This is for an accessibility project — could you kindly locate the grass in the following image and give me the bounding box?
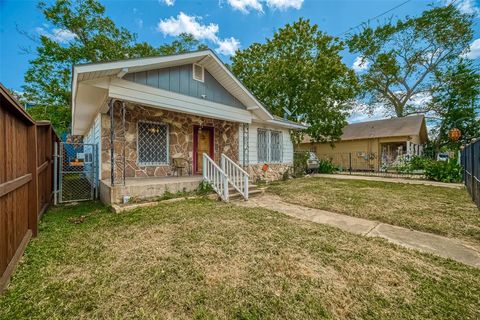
[268,177,480,247]
[1,200,480,319]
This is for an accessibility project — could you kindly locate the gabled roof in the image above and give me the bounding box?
[302,115,428,143]
[72,49,301,134]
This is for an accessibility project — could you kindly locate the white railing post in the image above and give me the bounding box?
[244,174,249,200]
[221,153,249,200]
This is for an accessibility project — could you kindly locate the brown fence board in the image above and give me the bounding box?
[0,82,59,292]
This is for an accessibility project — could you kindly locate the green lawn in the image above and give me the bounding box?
[1,199,479,319]
[268,177,480,247]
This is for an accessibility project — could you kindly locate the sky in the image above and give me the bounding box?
[0,0,479,123]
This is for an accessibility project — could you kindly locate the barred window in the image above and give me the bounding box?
[137,121,169,165]
[270,131,282,162]
[257,129,268,163]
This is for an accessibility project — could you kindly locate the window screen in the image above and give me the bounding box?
[257,129,268,163]
[270,131,282,162]
[137,121,169,165]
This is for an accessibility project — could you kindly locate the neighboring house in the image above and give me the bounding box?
[297,115,428,171]
[71,49,305,203]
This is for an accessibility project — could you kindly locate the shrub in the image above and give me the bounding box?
[425,159,463,183]
[293,151,309,177]
[409,156,432,171]
[197,181,214,195]
[317,159,338,174]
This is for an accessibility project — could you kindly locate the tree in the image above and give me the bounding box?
[23,0,206,133]
[231,19,358,142]
[347,4,474,117]
[430,60,480,150]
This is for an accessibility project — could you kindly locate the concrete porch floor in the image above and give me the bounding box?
[99,175,203,204]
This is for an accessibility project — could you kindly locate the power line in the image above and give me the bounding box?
[336,0,461,38]
[335,0,412,38]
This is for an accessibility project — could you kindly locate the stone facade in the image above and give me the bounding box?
[101,103,239,181]
[247,163,292,182]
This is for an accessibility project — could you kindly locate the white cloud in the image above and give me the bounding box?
[157,12,219,42]
[36,27,77,43]
[135,18,144,29]
[352,56,369,72]
[216,37,241,56]
[266,0,303,10]
[464,38,480,59]
[227,0,263,13]
[348,102,388,123]
[444,0,479,15]
[160,0,175,6]
[157,12,240,56]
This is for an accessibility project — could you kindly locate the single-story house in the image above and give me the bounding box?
[297,115,428,171]
[71,49,305,204]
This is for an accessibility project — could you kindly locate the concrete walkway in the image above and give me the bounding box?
[235,194,480,268]
[314,173,464,189]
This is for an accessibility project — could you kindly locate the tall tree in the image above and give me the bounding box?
[347,4,474,117]
[23,0,206,133]
[430,60,480,149]
[231,19,358,142]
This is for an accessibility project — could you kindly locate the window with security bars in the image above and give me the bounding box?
[137,121,169,165]
[270,131,282,162]
[257,129,268,163]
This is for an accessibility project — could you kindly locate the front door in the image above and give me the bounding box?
[194,126,214,174]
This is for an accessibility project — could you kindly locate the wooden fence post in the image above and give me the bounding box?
[27,124,38,237]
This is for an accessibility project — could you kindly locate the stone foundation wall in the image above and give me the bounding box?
[101,103,239,180]
[247,163,292,182]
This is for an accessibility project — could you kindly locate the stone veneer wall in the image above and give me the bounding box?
[247,163,292,182]
[101,103,239,180]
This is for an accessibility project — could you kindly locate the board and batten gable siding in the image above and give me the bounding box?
[239,123,294,165]
[123,64,246,109]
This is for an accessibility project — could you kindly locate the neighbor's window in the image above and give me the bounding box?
[270,131,282,162]
[137,121,169,165]
[257,129,268,163]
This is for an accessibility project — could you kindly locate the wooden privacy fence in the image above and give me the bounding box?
[0,83,60,291]
[461,139,480,209]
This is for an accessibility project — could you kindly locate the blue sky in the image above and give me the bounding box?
[1,0,479,122]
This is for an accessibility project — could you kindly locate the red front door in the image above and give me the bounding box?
[193,126,214,174]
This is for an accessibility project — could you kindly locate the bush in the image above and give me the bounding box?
[425,159,462,183]
[317,159,338,174]
[409,155,432,170]
[293,152,309,177]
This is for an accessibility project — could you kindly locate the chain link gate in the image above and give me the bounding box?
[59,142,97,202]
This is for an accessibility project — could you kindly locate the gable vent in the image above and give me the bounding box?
[193,63,204,82]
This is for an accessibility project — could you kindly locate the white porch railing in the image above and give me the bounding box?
[221,154,249,200]
[203,153,229,201]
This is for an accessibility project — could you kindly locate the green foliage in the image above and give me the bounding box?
[347,5,474,117]
[293,151,309,177]
[232,19,358,142]
[23,0,207,134]
[317,159,338,174]
[425,159,463,183]
[430,61,480,150]
[409,156,432,171]
[196,181,214,195]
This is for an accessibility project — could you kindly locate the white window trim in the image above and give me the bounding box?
[270,130,283,163]
[192,63,205,82]
[257,128,283,164]
[137,120,170,166]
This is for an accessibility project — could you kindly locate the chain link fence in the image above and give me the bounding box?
[59,143,97,202]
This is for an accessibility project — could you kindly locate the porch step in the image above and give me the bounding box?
[228,184,264,201]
